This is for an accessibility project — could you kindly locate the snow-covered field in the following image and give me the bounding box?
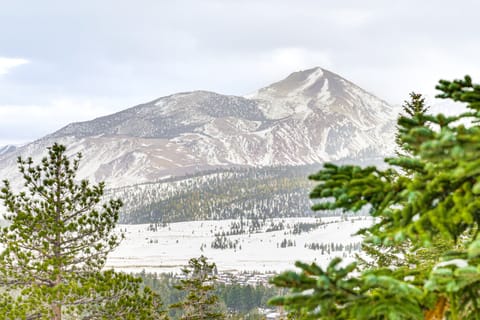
[107,216,373,274]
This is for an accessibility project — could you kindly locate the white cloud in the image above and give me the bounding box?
[326,8,374,27]
[0,57,29,75]
[258,48,332,79]
[0,98,116,145]
[0,99,111,124]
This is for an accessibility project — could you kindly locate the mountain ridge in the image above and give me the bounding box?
[0,67,397,188]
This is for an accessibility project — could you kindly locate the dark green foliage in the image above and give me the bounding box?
[137,271,280,318]
[216,283,277,315]
[75,270,168,319]
[170,256,225,320]
[270,76,480,319]
[0,143,167,319]
[396,92,430,156]
[270,258,425,319]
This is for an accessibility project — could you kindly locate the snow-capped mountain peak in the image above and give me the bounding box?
[0,67,397,188]
[253,67,326,99]
[249,67,394,129]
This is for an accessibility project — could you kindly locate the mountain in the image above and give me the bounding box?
[0,67,397,189]
[0,145,16,157]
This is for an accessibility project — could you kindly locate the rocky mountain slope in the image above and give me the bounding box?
[0,145,16,157]
[0,67,397,189]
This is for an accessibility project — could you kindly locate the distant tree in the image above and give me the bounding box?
[170,256,225,320]
[0,143,167,319]
[395,92,430,157]
[270,76,480,319]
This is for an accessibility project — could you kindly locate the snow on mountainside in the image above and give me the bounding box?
[0,67,397,188]
[0,145,16,157]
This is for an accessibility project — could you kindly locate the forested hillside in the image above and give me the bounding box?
[137,271,282,318]
[111,165,323,223]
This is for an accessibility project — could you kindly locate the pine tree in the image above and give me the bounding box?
[395,92,430,157]
[269,76,480,319]
[170,255,225,320]
[0,143,167,319]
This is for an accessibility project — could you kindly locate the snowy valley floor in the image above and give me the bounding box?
[107,216,373,275]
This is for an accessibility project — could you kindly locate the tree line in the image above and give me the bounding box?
[111,165,319,223]
[136,268,281,319]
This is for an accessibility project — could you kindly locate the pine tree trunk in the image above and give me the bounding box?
[52,163,62,320]
[51,304,61,320]
[51,273,62,320]
[424,296,448,320]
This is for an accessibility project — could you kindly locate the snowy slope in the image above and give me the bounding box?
[0,67,398,188]
[0,145,16,157]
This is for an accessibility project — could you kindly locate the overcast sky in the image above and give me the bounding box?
[1,0,479,145]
